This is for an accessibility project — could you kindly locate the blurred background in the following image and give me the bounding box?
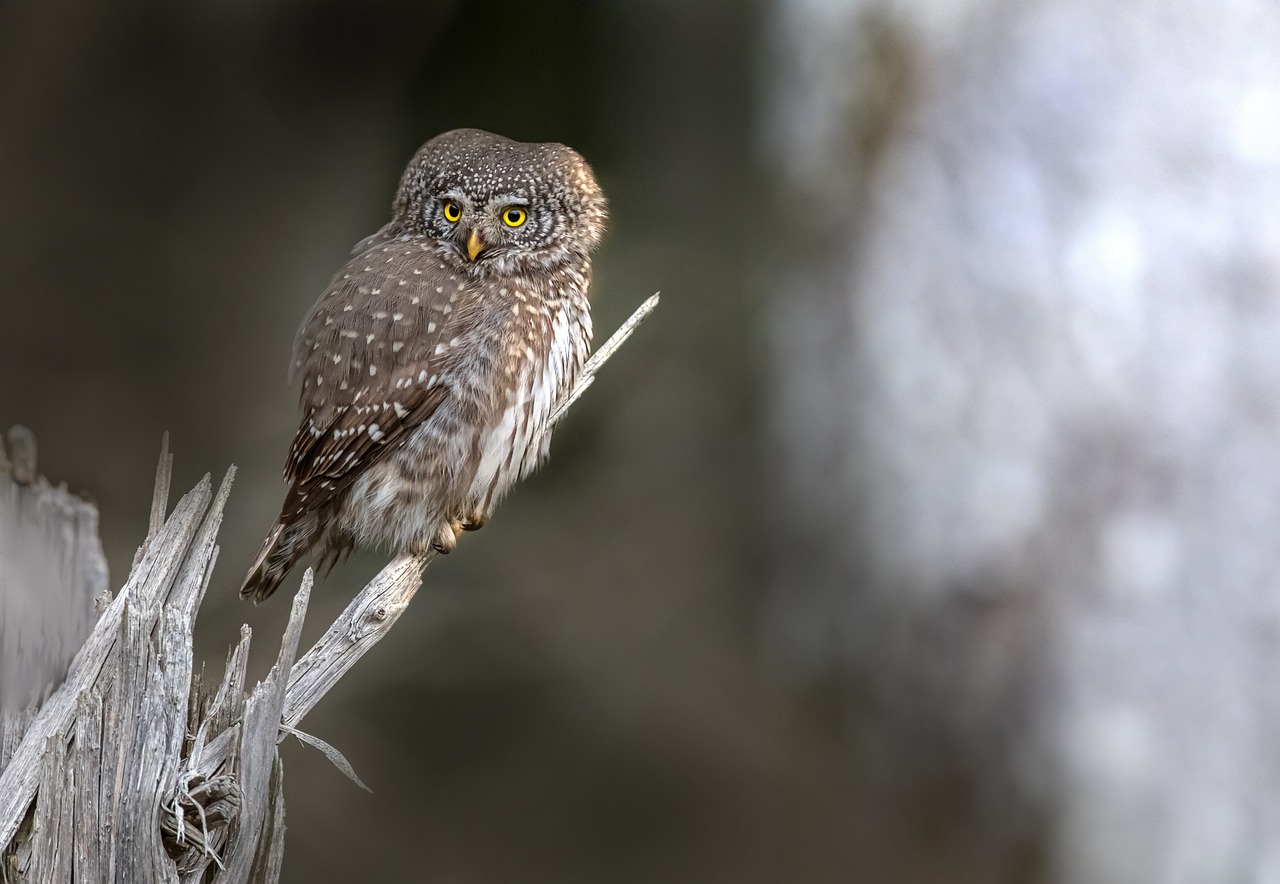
[4,0,1280,881]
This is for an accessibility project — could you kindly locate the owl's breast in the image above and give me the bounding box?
[466,294,592,514]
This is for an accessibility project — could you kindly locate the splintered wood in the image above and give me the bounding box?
[0,447,418,884]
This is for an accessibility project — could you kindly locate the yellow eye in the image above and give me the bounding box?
[442,199,462,223]
[502,207,527,228]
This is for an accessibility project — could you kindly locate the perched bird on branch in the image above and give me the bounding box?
[242,128,607,602]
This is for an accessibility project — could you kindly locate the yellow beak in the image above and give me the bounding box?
[466,228,485,261]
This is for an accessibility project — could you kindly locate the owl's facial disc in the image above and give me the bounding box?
[396,129,606,273]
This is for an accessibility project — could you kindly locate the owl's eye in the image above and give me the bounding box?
[442,199,462,223]
[501,207,527,228]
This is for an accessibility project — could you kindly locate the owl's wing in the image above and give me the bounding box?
[285,223,408,385]
[280,242,468,520]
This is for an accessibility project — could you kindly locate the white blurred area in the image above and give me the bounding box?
[765,0,1280,880]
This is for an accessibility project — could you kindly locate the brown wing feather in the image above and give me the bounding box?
[281,240,468,520]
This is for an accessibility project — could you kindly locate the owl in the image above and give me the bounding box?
[241,128,607,602]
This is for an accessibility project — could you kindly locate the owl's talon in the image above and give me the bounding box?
[431,518,466,554]
[461,511,488,531]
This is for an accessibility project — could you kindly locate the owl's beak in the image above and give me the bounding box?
[466,228,486,261]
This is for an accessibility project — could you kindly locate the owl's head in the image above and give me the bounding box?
[392,128,607,275]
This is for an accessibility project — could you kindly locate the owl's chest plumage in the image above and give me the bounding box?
[466,282,592,509]
[323,254,593,553]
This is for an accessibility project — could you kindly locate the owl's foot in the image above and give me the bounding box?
[431,518,465,554]
[461,510,488,532]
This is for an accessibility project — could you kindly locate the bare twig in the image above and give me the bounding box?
[281,554,429,731]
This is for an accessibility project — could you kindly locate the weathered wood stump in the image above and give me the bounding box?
[0,425,108,773]
[0,432,426,883]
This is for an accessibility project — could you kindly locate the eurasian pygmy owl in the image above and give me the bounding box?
[241,128,607,602]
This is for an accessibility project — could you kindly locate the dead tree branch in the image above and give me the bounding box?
[0,294,658,883]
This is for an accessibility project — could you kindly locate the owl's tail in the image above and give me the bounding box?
[239,514,320,603]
